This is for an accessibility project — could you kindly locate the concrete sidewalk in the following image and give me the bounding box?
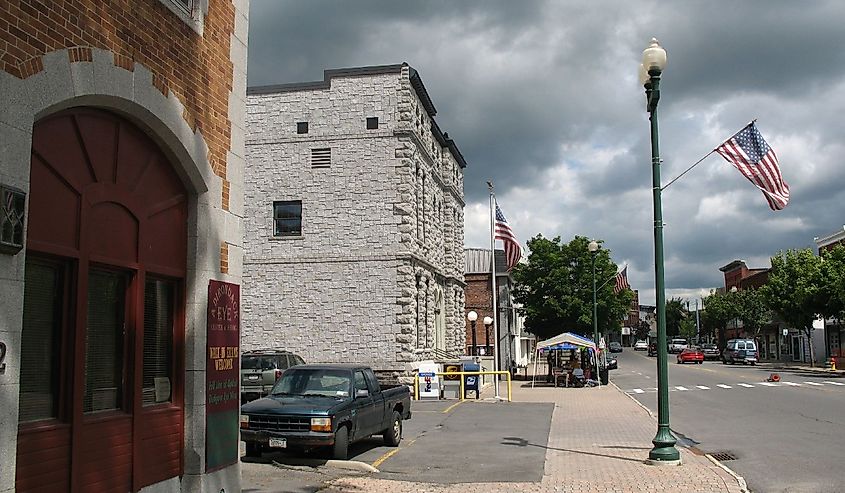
[322,380,747,493]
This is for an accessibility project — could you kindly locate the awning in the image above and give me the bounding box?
[536,332,596,350]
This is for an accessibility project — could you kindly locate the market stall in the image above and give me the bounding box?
[531,332,600,388]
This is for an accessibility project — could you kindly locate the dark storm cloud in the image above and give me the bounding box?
[247,1,845,304]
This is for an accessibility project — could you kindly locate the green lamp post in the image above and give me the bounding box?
[640,37,680,464]
[588,240,599,346]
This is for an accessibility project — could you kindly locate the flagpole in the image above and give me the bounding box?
[661,119,757,191]
[487,181,501,399]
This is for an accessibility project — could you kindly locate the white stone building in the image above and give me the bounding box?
[244,64,467,372]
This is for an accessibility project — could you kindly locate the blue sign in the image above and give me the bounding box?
[419,372,436,377]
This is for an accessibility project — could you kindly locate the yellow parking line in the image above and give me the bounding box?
[371,448,400,468]
[442,400,464,414]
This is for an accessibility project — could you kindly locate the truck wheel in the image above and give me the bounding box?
[332,427,349,460]
[244,442,262,458]
[383,411,402,447]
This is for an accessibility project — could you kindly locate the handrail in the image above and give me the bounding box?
[413,370,512,402]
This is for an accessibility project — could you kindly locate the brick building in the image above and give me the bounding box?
[243,64,467,372]
[0,1,249,492]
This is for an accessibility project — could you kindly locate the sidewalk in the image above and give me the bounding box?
[756,360,845,376]
[321,380,747,493]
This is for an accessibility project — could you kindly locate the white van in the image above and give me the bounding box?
[722,339,758,365]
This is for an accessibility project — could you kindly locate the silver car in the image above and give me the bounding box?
[241,350,305,403]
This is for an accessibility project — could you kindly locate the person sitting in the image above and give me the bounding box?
[571,367,586,387]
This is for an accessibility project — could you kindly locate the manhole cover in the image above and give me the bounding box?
[710,451,738,461]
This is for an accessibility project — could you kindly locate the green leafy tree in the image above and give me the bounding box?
[761,248,824,366]
[679,318,697,341]
[635,320,651,341]
[702,290,740,348]
[512,235,633,341]
[818,244,845,325]
[736,288,771,336]
[664,297,687,337]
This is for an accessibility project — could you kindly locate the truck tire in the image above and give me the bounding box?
[332,426,349,460]
[383,411,402,447]
[244,442,262,458]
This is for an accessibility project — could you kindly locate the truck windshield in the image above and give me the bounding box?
[271,369,351,398]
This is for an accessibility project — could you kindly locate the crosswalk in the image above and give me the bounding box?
[625,380,845,395]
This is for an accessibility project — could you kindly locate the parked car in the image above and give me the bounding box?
[648,342,658,357]
[701,343,720,360]
[633,340,649,351]
[677,347,704,364]
[668,338,689,354]
[608,341,623,353]
[240,364,412,460]
[241,349,306,403]
[722,339,759,365]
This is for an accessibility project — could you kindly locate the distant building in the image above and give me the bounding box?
[243,64,467,372]
[619,290,641,346]
[464,249,534,368]
[815,226,845,360]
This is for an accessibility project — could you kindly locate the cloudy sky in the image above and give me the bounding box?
[248,1,845,305]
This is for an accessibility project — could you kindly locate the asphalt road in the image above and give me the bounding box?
[611,348,845,493]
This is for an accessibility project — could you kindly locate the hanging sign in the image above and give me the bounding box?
[205,280,241,472]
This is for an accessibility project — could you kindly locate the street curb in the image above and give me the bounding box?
[610,381,750,492]
[705,454,750,493]
[271,458,379,473]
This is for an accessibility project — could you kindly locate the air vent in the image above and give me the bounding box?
[311,148,331,168]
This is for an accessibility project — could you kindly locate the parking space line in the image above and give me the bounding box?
[442,400,464,414]
[371,448,400,469]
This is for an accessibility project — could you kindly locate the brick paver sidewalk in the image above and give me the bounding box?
[323,380,746,493]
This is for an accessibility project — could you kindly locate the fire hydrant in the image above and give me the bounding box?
[832,357,837,371]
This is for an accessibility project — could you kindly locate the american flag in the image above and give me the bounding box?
[614,266,630,295]
[495,204,523,271]
[715,122,790,211]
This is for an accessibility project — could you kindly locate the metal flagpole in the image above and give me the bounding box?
[488,181,501,399]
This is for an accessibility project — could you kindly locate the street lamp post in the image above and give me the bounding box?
[640,37,680,464]
[484,316,493,355]
[468,311,478,355]
[588,240,600,347]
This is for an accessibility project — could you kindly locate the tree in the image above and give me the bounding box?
[736,288,771,336]
[818,244,845,324]
[679,318,697,341]
[702,290,740,348]
[761,248,824,366]
[512,235,633,341]
[664,297,687,337]
[635,320,651,341]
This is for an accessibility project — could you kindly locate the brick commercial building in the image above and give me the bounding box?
[0,1,249,492]
[243,64,467,372]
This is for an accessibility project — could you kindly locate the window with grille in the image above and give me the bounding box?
[84,269,128,413]
[273,200,302,236]
[19,259,64,422]
[143,278,176,406]
[311,148,331,168]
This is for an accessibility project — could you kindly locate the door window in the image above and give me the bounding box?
[142,278,176,405]
[83,269,128,413]
[354,371,368,395]
[18,260,64,422]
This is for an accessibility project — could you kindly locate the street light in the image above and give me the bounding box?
[467,311,478,355]
[588,240,600,348]
[483,316,493,355]
[640,37,680,464]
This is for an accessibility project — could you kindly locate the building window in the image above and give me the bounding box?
[19,259,64,422]
[297,121,309,134]
[157,0,205,34]
[366,117,379,130]
[84,269,128,413]
[273,200,302,236]
[142,278,176,406]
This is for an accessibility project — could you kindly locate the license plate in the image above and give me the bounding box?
[269,438,287,448]
[248,375,259,380]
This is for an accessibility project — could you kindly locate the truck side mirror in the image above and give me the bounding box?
[356,389,369,398]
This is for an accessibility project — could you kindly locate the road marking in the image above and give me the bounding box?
[695,385,710,390]
[824,381,845,386]
[716,384,732,389]
[371,448,401,468]
[631,388,645,394]
[804,382,824,386]
[737,383,754,388]
[759,382,779,387]
[782,382,801,386]
[675,386,689,391]
[442,400,464,414]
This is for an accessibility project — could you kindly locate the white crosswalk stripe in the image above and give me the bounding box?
[675,386,689,391]
[737,383,754,388]
[632,388,644,394]
[716,384,732,389]
[804,382,824,386]
[759,382,779,387]
[696,385,710,390]
[624,380,845,394]
[824,381,845,386]
[782,382,801,386]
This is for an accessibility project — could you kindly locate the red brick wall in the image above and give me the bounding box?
[1,0,236,206]
[464,273,493,351]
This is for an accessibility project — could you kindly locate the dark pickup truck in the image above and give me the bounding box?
[240,364,411,460]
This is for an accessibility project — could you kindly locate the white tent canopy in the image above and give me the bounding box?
[536,332,596,350]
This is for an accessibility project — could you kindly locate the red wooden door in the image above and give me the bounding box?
[18,108,187,493]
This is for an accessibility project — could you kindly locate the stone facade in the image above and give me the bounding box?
[245,64,466,371]
[0,1,249,492]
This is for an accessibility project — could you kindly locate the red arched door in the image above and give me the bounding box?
[17,108,187,493]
